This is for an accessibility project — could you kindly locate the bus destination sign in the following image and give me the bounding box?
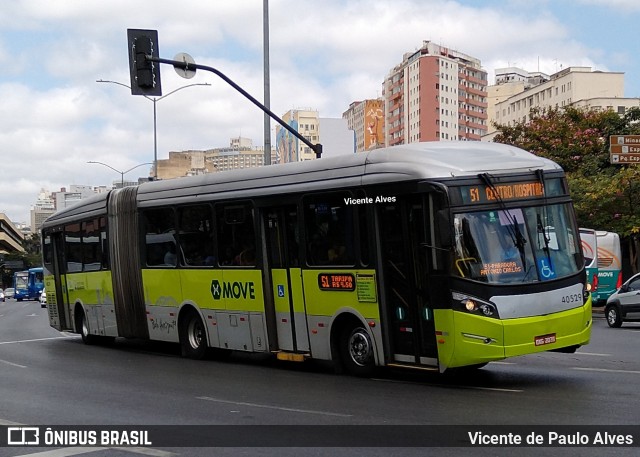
[318,273,356,291]
[459,181,545,205]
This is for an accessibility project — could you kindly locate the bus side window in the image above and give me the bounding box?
[303,193,355,266]
[82,218,102,272]
[64,223,83,273]
[216,202,256,267]
[142,208,177,267]
[178,204,215,267]
[100,217,109,269]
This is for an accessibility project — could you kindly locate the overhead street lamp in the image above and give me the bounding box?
[96,79,211,179]
[87,161,153,188]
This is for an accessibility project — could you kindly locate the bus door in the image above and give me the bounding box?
[263,206,310,353]
[49,231,71,331]
[377,197,438,366]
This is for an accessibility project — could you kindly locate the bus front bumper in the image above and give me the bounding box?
[436,299,592,369]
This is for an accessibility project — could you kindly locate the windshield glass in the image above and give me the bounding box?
[453,203,581,284]
[15,273,28,290]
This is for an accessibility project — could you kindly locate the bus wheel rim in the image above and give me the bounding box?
[349,329,372,366]
[82,315,89,337]
[188,319,204,349]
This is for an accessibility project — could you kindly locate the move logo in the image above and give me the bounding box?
[211,279,256,300]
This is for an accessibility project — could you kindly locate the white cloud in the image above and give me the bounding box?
[0,0,636,224]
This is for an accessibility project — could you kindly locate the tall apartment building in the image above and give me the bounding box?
[30,189,56,234]
[53,185,104,212]
[487,66,640,137]
[27,185,110,234]
[342,99,384,152]
[383,41,488,146]
[275,109,320,163]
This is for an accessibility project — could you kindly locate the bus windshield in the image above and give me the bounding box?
[453,203,581,284]
[14,273,29,290]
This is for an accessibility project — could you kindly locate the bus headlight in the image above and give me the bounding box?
[452,292,500,319]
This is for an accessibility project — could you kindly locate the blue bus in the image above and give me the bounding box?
[14,267,44,301]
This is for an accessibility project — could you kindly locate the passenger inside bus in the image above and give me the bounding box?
[233,245,256,266]
[164,244,177,266]
[327,239,346,263]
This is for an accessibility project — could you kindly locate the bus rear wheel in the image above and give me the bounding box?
[76,309,96,345]
[339,325,375,377]
[180,310,207,359]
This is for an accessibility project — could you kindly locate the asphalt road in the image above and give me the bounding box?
[1,299,639,457]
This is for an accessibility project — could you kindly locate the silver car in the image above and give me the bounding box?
[605,273,640,327]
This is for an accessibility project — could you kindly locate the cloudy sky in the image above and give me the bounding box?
[1,0,639,225]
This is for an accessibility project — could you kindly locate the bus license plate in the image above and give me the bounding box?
[534,333,556,346]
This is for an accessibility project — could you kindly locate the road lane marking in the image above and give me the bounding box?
[8,448,108,457]
[0,336,77,345]
[576,352,611,356]
[372,377,523,392]
[197,396,353,417]
[114,447,177,456]
[0,418,22,425]
[573,367,640,374]
[7,448,176,457]
[0,358,27,368]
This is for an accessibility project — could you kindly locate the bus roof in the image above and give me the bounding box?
[44,142,560,225]
[137,142,559,206]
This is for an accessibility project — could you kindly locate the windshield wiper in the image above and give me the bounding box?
[478,173,527,260]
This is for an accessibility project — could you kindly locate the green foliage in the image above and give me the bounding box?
[0,233,41,288]
[493,106,640,238]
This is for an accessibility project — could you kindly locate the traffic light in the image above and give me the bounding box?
[127,29,162,96]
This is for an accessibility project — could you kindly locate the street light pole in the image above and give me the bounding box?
[96,80,210,179]
[87,161,153,187]
[263,0,272,166]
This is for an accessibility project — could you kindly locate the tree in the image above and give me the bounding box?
[493,106,640,272]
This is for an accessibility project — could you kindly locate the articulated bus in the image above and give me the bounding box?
[14,267,44,301]
[41,142,591,374]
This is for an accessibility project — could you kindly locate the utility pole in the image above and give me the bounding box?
[263,0,272,165]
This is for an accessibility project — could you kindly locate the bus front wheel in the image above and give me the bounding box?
[339,325,375,377]
[180,310,208,360]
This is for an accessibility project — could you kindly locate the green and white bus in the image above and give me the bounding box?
[593,231,622,304]
[41,142,591,374]
[579,228,599,295]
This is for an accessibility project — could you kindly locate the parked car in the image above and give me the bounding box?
[3,288,14,299]
[39,288,47,308]
[605,272,640,327]
[0,289,4,302]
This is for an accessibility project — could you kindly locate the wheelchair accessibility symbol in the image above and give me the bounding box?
[277,285,285,297]
[537,257,556,280]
